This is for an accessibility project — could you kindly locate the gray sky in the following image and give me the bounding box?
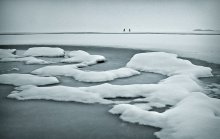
[0,0,219,32]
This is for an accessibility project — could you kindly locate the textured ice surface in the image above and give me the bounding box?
[0,56,52,64]
[127,52,212,77]
[8,85,111,104]
[0,73,59,86]
[23,47,65,57]
[110,93,220,139]
[32,67,140,82]
[61,50,106,66]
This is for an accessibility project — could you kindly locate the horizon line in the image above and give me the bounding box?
[0,31,220,36]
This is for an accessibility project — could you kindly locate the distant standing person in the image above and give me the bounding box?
[123,28,126,32]
[129,28,131,32]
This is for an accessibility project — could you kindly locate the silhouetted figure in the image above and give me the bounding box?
[123,28,126,32]
[129,28,131,32]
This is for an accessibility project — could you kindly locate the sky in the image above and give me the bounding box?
[0,0,220,32]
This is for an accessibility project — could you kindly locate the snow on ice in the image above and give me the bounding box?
[61,50,106,65]
[23,47,65,57]
[110,92,220,139]
[5,51,220,139]
[127,52,212,77]
[32,66,140,82]
[0,73,59,86]
[0,56,53,64]
[7,74,203,106]
[8,85,111,104]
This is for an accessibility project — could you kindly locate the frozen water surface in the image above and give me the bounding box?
[0,42,220,139]
[0,46,166,139]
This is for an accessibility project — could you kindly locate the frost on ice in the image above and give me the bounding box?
[0,73,59,86]
[0,56,53,64]
[61,50,106,66]
[32,66,140,82]
[127,52,212,77]
[23,47,65,57]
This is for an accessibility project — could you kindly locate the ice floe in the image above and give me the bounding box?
[127,52,212,77]
[0,56,53,64]
[32,67,140,82]
[61,50,106,66]
[0,73,59,86]
[110,92,220,139]
[8,85,111,104]
[23,47,65,57]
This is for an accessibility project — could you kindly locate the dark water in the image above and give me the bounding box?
[0,45,166,139]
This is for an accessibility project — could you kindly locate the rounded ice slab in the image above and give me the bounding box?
[61,50,106,65]
[32,66,140,83]
[0,73,59,86]
[126,52,212,77]
[8,85,110,104]
[23,47,65,57]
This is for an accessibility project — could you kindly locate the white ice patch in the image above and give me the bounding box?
[110,93,220,139]
[32,66,140,82]
[8,74,201,106]
[61,50,106,66]
[23,47,65,57]
[8,85,111,104]
[0,73,59,86]
[67,50,90,57]
[0,49,17,58]
[81,75,202,106]
[127,52,212,77]
[0,56,53,64]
